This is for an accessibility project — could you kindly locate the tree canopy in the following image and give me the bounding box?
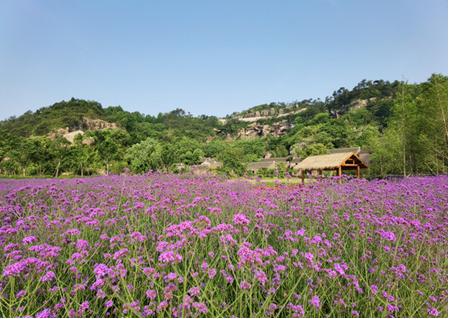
[0,74,446,178]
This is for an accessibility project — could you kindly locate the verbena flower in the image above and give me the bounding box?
[428,307,440,317]
[22,236,37,244]
[40,271,56,282]
[310,295,320,309]
[158,251,182,264]
[233,213,250,226]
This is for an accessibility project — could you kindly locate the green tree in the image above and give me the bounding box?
[216,144,245,176]
[125,138,163,173]
[90,129,130,174]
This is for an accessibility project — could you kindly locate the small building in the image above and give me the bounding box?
[295,151,367,183]
[247,157,288,174]
[190,158,223,175]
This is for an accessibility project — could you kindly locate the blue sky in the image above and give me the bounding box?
[0,0,447,119]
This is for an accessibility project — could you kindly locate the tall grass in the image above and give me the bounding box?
[0,174,447,317]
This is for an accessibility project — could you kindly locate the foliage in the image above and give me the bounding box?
[368,75,448,176]
[0,98,104,136]
[0,175,446,317]
[0,74,446,178]
[125,138,163,173]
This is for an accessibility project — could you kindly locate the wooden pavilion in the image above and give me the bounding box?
[295,151,367,183]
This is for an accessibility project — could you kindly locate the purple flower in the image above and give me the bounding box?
[158,251,182,264]
[391,264,407,279]
[387,304,399,313]
[233,213,250,226]
[36,308,55,318]
[304,252,314,263]
[207,268,217,279]
[192,302,208,314]
[146,289,157,300]
[96,289,106,299]
[165,272,177,281]
[157,300,168,312]
[79,301,90,314]
[288,303,305,317]
[311,235,322,244]
[130,231,146,242]
[3,258,39,277]
[379,230,396,242]
[0,169,446,318]
[334,262,348,275]
[93,263,111,278]
[22,236,37,244]
[428,307,440,317]
[254,270,268,285]
[189,286,201,297]
[16,290,27,299]
[90,278,105,290]
[3,261,27,277]
[113,248,128,260]
[40,271,56,282]
[370,285,378,294]
[65,228,81,236]
[240,281,251,290]
[75,239,89,251]
[310,295,320,309]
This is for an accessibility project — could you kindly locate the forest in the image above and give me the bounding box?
[0,74,447,178]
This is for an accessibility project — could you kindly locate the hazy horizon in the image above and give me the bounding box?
[0,0,447,120]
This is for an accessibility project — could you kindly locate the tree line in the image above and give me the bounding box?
[0,74,446,178]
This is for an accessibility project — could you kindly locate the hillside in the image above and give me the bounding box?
[1,99,106,136]
[1,79,398,138]
[0,74,447,177]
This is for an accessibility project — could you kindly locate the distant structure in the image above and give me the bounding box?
[247,157,288,174]
[246,147,370,182]
[295,150,367,183]
[190,158,223,175]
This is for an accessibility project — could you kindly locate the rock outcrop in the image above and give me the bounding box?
[236,120,292,139]
[82,118,118,130]
[228,107,306,123]
[48,117,118,144]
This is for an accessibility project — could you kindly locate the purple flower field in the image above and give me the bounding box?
[0,175,447,317]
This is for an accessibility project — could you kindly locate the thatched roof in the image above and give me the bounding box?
[358,152,370,166]
[295,152,367,170]
[267,157,288,161]
[329,147,361,154]
[247,161,277,170]
[247,157,289,171]
[329,147,370,166]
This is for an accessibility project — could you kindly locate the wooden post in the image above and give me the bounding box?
[301,169,305,185]
[338,166,342,177]
[356,165,360,178]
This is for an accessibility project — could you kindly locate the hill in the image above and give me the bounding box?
[0,79,399,138]
[0,74,447,177]
[1,99,106,136]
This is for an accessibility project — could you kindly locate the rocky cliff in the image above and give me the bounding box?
[48,117,118,144]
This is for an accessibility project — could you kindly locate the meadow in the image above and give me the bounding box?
[0,174,447,317]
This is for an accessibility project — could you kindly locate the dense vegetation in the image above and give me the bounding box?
[0,74,446,177]
[0,175,447,317]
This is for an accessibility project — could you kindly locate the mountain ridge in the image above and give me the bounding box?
[0,74,446,178]
[0,77,401,139]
